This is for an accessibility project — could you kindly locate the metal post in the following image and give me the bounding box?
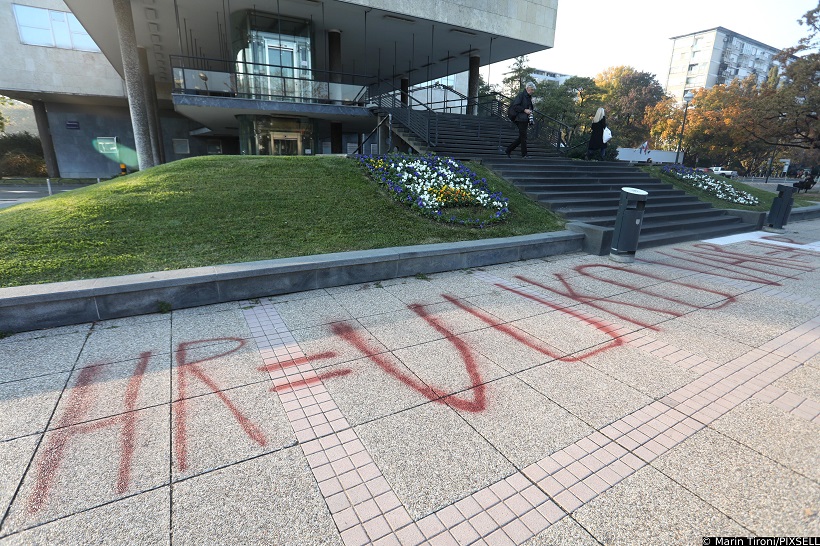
[46,178,52,196]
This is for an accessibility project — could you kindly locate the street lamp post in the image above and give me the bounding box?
[675,91,694,165]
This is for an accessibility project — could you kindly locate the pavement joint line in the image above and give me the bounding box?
[235,247,820,544]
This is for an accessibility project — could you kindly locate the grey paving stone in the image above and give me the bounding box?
[4,405,170,533]
[2,487,170,545]
[172,337,266,399]
[324,282,408,318]
[652,428,820,535]
[379,271,492,306]
[511,308,623,360]
[290,320,391,372]
[648,319,753,365]
[0,372,69,440]
[171,382,295,480]
[171,308,253,347]
[0,332,88,382]
[273,293,353,331]
[457,327,564,374]
[711,399,820,482]
[392,337,509,397]
[452,375,593,468]
[772,365,820,402]
[77,318,172,368]
[463,288,565,325]
[0,323,91,344]
[582,345,697,399]
[354,402,514,519]
[0,435,38,527]
[574,465,749,544]
[672,307,797,348]
[518,360,653,429]
[524,515,602,545]
[319,356,435,426]
[51,355,170,427]
[172,446,341,545]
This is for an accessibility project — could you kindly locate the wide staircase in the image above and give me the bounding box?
[380,107,757,250]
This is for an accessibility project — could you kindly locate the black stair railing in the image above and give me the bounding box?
[367,80,439,148]
[490,92,576,154]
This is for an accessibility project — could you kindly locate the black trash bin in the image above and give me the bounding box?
[610,187,649,263]
[765,184,795,232]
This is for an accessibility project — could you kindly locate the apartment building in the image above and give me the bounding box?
[1,0,558,177]
[664,26,790,102]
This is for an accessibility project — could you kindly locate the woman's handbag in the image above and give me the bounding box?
[602,127,613,143]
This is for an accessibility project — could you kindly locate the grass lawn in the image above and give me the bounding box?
[0,155,564,288]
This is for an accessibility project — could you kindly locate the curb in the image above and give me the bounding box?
[0,231,583,334]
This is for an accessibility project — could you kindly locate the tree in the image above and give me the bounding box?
[741,2,820,156]
[594,66,667,147]
[501,56,535,98]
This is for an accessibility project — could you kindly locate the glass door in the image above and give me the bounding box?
[265,40,295,100]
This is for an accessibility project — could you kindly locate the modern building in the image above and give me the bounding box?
[529,68,571,86]
[664,26,791,102]
[0,0,558,178]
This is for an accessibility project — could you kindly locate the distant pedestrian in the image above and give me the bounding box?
[640,141,649,154]
[505,82,536,159]
[587,107,607,160]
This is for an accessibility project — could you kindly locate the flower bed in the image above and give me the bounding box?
[358,153,510,227]
[661,165,759,206]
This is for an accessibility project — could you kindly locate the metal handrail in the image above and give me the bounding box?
[368,80,440,147]
[492,92,576,154]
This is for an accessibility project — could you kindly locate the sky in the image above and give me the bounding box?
[485,0,817,86]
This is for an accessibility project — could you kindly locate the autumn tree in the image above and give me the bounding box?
[594,66,667,147]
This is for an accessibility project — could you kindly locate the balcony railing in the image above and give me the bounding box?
[170,55,373,105]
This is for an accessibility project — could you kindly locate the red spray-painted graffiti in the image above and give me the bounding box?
[26,243,817,513]
[28,352,150,513]
[29,338,267,513]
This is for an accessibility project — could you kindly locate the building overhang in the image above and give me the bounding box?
[171,93,376,136]
[64,0,556,88]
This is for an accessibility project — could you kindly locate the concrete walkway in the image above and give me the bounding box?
[1,221,818,544]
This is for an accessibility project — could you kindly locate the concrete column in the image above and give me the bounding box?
[467,55,480,116]
[138,47,162,165]
[31,100,60,177]
[400,78,409,107]
[113,0,154,170]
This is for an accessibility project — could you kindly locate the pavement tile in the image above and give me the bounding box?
[583,345,697,399]
[380,271,495,306]
[172,446,342,545]
[523,515,596,545]
[0,323,92,345]
[171,308,252,347]
[2,487,170,545]
[392,338,508,402]
[649,319,755,365]
[0,372,68,440]
[3,405,170,533]
[171,382,295,480]
[511,308,619,358]
[0,435,38,527]
[171,338,267,400]
[273,293,353,331]
[518,361,653,429]
[463,288,564,326]
[711,399,820,482]
[574,465,748,544]
[51,353,170,427]
[324,282,409,319]
[78,318,172,368]
[772,364,820,402]
[0,332,88,382]
[354,402,514,520]
[318,356,432,426]
[652,428,820,535]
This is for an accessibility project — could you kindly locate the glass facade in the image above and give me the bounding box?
[238,115,315,156]
[13,4,100,52]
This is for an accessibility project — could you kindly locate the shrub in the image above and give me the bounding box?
[0,131,43,157]
[0,152,47,177]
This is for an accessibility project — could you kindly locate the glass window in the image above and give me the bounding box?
[13,4,100,52]
[173,139,191,154]
[96,137,118,154]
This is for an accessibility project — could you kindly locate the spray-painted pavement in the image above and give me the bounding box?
[1,222,819,545]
